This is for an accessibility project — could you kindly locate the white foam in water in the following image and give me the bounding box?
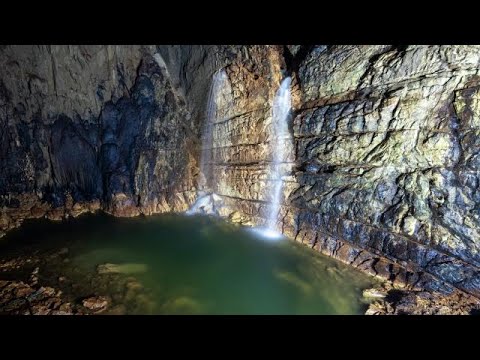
[260,77,292,239]
[249,227,285,242]
[186,195,214,215]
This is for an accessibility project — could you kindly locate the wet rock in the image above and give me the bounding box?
[161,296,201,314]
[44,297,62,310]
[124,281,144,303]
[125,280,143,292]
[363,288,387,299]
[97,263,148,275]
[106,304,127,315]
[134,294,156,314]
[14,283,35,298]
[40,287,56,297]
[365,302,387,315]
[0,294,13,307]
[186,193,224,216]
[90,277,111,293]
[58,302,73,313]
[27,286,56,302]
[366,289,480,315]
[274,270,312,294]
[82,296,110,312]
[51,309,73,315]
[31,304,52,315]
[112,293,125,303]
[2,298,28,312]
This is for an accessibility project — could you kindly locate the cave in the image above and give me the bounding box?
[1,45,479,315]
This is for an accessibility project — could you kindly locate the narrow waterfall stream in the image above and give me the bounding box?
[258,77,293,238]
[187,69,232,215]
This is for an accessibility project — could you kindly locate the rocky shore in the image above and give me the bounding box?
[363,283,480,315]
[0,247,155,315]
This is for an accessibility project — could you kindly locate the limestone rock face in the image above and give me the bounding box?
[0,45,198,236]
[190,45,480,299]
[289,45,480,297]
[1,45,480,300]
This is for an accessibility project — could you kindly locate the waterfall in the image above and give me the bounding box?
[187,69,231,215]
[199,69,231,191]
[263,77,292,237]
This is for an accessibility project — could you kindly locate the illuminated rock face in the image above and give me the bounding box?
[1,45,480,299]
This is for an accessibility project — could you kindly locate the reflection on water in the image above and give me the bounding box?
[0,213,376,314]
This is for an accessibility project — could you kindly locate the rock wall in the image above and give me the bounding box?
[289,46,480,298]
[1,45,480,300]
[0,45,199,236]
[207,45,480,299]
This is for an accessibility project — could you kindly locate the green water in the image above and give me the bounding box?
[0,213,375,314]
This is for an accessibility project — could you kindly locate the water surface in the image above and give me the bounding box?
[0,213,375,314]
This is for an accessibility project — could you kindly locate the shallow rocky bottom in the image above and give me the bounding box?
[1,248,479,315]
[0,248,154,315]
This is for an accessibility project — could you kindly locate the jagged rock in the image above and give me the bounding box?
[14,284,35,298]
[229,211,244,223]
[31,304,52,315]
[27,286,56,302]
[366,289,480,315]
[0,280,8,289]
[44,297,62,310]
[82,296,110,311]
[365,300,391,315]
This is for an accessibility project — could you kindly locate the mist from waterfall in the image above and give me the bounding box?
[263,77,292,238]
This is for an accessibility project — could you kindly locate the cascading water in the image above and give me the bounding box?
[260,77,292,239]
[187,69,232,215]
[199,69,229,190]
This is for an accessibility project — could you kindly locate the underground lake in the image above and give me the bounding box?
[0,213,377,315]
